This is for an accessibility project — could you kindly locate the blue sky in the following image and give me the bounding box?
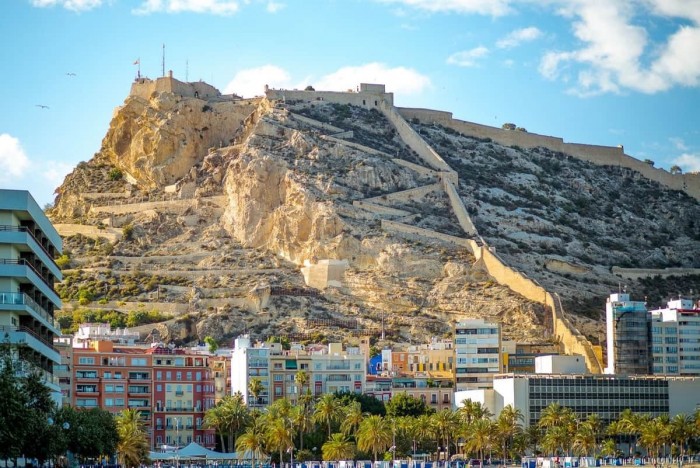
[2,0,699,207]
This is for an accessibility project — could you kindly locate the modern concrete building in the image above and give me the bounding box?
[454,319,501,390]
[230,335,272,408]
[649,298,700,376]
[605,293,650,375]
[0,189,63,403]
[457,372,700,427]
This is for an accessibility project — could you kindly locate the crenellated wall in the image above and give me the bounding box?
[398,107,700,201]
[130,74,220,101]
[265,83,394,108]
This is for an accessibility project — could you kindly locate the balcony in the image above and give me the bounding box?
[0,226,60,274]
[0,292,59,330]
[0,325,60,364]
[129,387,151,395]
[175,390,184,396]
[0,259,60,305]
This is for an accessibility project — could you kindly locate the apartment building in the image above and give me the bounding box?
[454,319,501,390]
[0,189,63,403]
[231,337,365,407]
[649,298,700,375]
[71,339,215,449]
[605,293,650,375]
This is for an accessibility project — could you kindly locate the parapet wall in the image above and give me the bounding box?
[265,84,394,109]
[398,107,700,201]
[130,74,220,101]
[611,266,700,280]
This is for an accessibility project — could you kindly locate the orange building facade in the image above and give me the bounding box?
[71,341,215,449]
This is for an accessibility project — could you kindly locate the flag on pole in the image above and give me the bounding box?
[133,59,140,65]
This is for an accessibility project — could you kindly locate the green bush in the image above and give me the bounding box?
[108,168,123,181]
[55,254,71,269]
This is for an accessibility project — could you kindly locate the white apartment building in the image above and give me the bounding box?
[230,336,273,407]
[649,298,700,376]
[454,319,501,390]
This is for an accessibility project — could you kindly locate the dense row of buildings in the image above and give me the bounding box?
[2,189,699,449]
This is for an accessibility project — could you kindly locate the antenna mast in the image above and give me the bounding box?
[162,43,165,77]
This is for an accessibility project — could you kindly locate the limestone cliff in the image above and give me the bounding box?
[49,77,700,354]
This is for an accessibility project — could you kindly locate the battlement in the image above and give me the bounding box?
[129,71,221,100]
[264,82,393,108]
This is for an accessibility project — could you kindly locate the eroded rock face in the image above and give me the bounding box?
[102,93,258,188]
[222,148,345,263]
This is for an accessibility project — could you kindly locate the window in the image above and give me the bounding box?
[187,372,192,381]
[166,371,172,379]
[131,358,147,366]
[156,384,162,392]
[156,371,162,380]
[196,372,202,381]
[176,372,182,381]
[78,357,95,365]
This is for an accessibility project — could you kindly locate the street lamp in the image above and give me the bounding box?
[175,418,180,468]
[390,446,396,468]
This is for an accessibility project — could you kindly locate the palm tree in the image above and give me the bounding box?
[265,415,294,466]
[541,425,569,457]
[617,409,649,457]
[669,414,694,463]
[458,399,493,425]
[248,377,264,407]
[356,415,392,462]
[203,404,227,451]
[322,433,355,461]
[432,409,458,459]
[237,418,268,468]
[600,439,618,459]
[538,403,577,455]
[415,414,436,457]
[639,417,670,466]
[220,393,250,451]
[341,401,365,437]
[295,370,309,396]
[291,403,313,451]
[464,418,493,465]
[496,405,523,462]
[313,394,343,438]
[572,422,597,457]
[115,409,149,468]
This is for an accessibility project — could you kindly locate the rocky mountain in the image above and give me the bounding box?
[49,76,700,359]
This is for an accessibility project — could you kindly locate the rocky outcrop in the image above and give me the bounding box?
[102,92,257,189]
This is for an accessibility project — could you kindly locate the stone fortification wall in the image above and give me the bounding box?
[477,246,603,373]
[320,134,391,157]
[364,183,441,204]
[352,201,412,217]
[442,179,478,236]
[89,196,226,216]
[381,219,475,250]
[265,83,394,109]
[392,158,438,178]
[289,113,345,134]
[380,103,456,175]
[54,224,123,243]
[611,266,700,280]
[398,107,700,201]
[129,74,220,101]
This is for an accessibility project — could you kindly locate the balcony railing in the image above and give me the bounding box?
[0,259,56,294]
[0,291,58,328]
[0,225,57,266]
[0,324,58,353]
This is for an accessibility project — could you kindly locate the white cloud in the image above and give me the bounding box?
[224,63,431,98]
[0,134,30,182]
[674,153,700,173]
[31,0,103,11]
[224,65,293,97]
[314,63,431,95]
[41,161,78,188]
[133,0,240,15]
[670,137,688,151]
[538,0,700,95]
[496,26,543,48]
[376,0,513,17]
[446,46,489,67]
[266,1,284,13]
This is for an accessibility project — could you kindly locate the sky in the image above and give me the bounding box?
[1,0,700,208]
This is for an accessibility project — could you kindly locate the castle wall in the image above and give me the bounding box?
[364,183,442,204]
[265,85,394,108]
[352,201,412,217]
[391,158,438,178]
[381,219,475,250]
[442,179,478,236]
[611,266,700,280]
[397,107,700,201]
[129,75,220,101]
[477,246,604,373]
[380,103,455,174]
